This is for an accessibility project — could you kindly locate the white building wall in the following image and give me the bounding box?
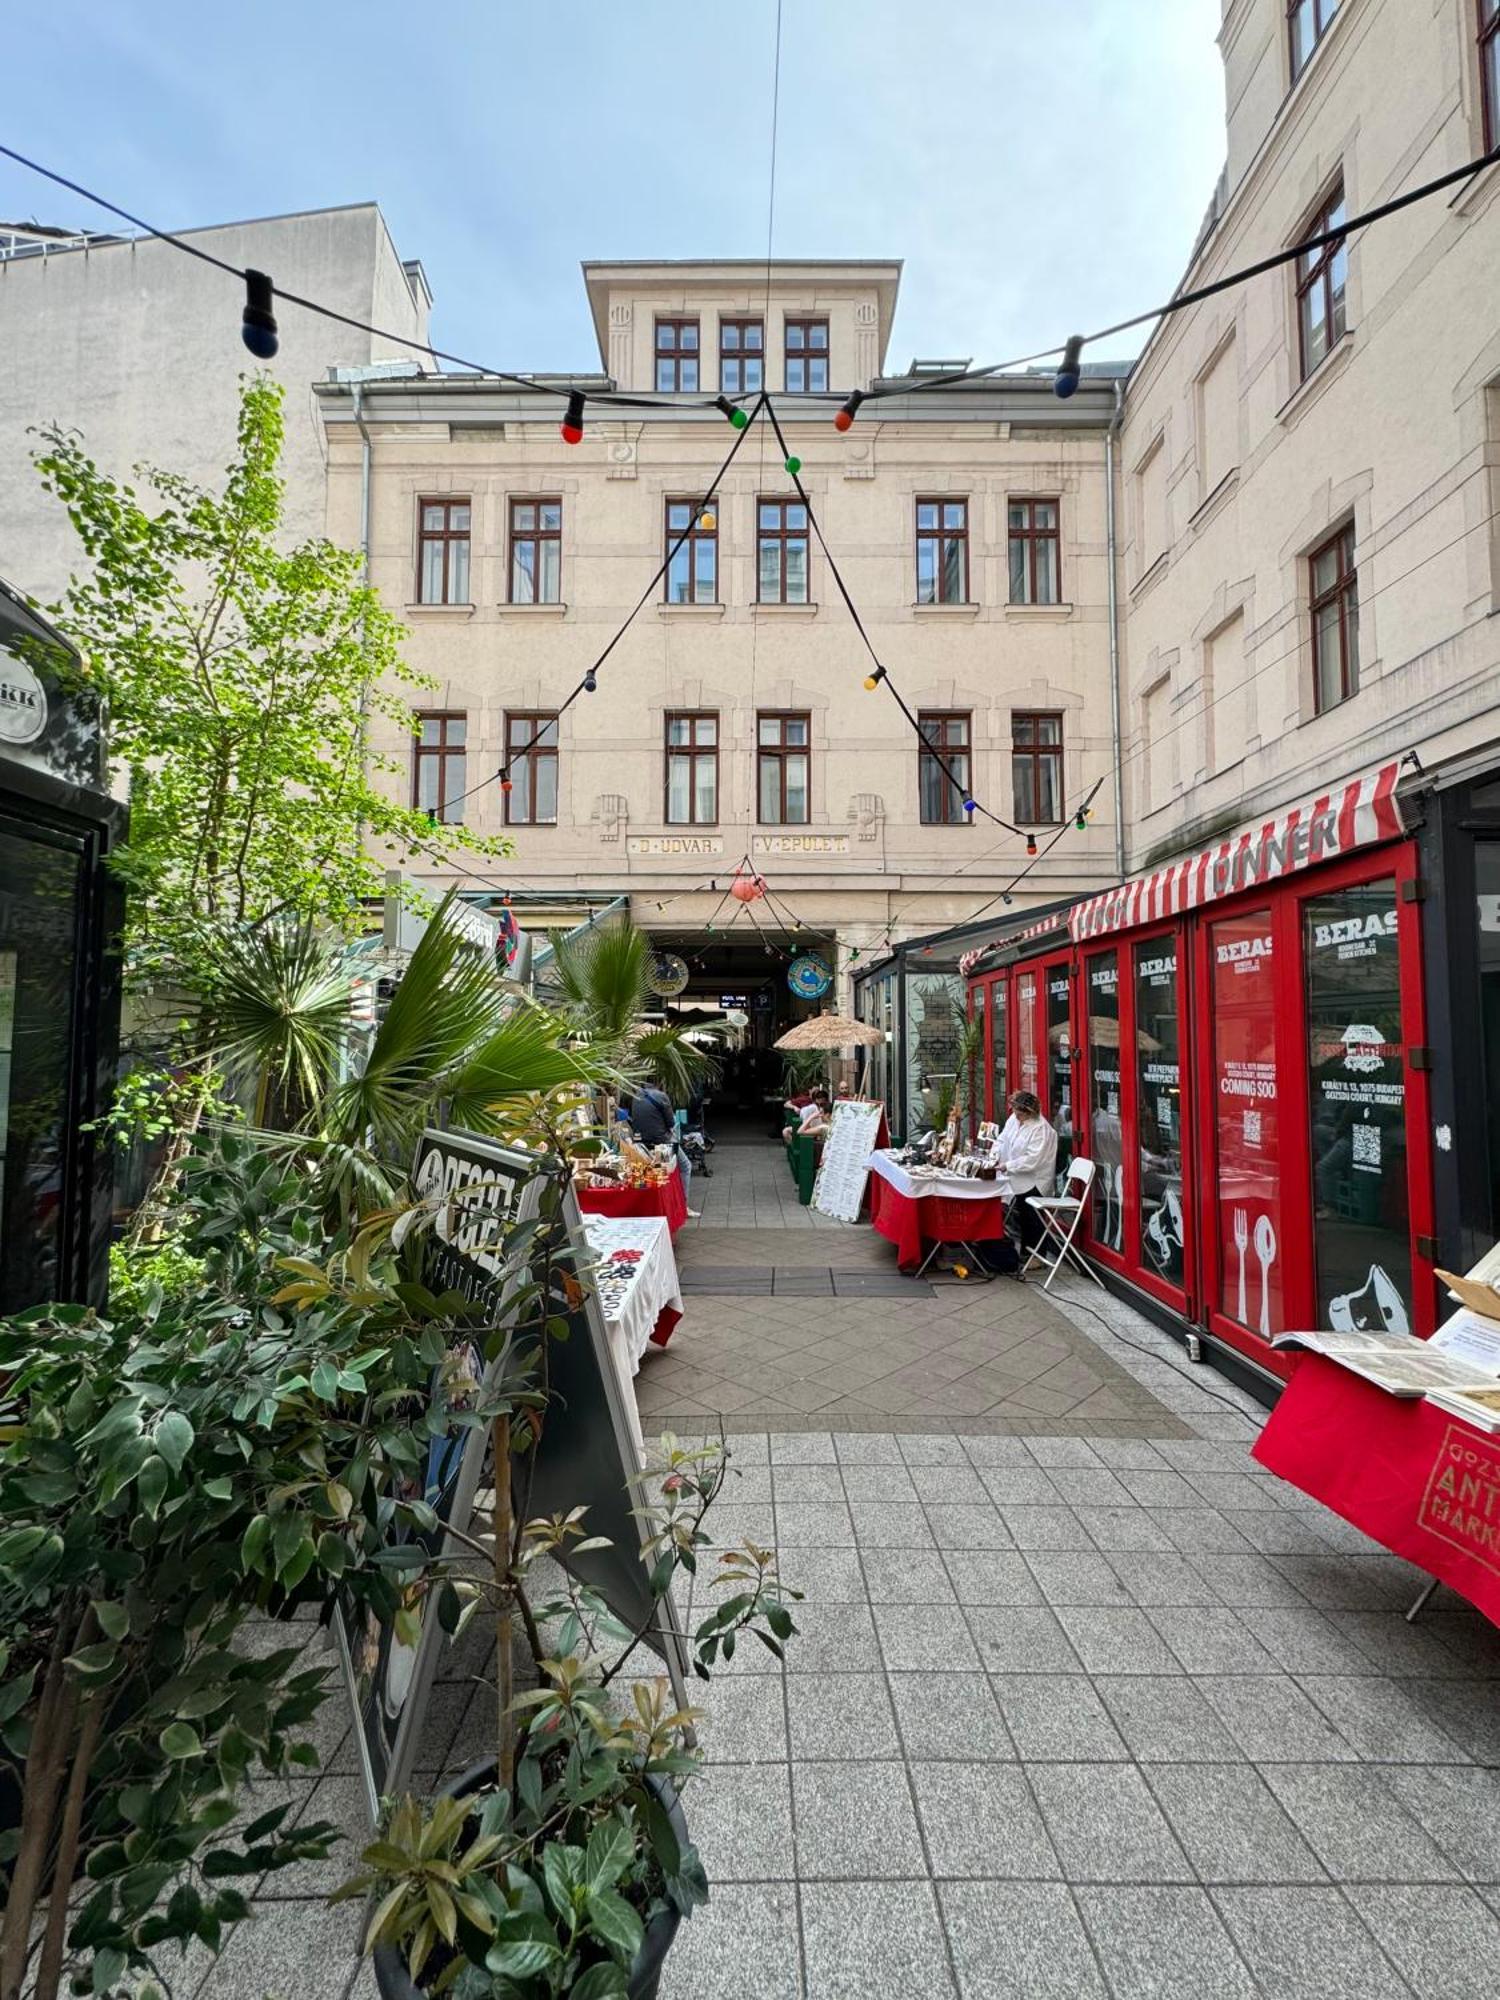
[1119,0,1500,870]
[0,204,428,598]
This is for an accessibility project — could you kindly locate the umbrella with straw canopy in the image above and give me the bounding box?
[775,1012,884,1095]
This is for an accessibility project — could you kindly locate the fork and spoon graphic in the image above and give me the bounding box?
[1231,1206,1277,1333]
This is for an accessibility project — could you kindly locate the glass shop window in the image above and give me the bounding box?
[1047,968,1074,1175]
[1085,951,1122,1248]
[1134,940,1186,1289]
[1210,908,1282,1339]
[1480,844,1500,1232]
[1303,878,1411,1334]
[1016,970,1040,1099]
[988,979,1008,1125]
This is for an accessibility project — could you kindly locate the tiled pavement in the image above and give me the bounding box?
[191,1139,1500,2000]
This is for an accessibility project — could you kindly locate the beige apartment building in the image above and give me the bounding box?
[1117,0,1500,861]
[315,264,1125,1016]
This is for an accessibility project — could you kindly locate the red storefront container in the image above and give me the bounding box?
[967,760,1435,1388]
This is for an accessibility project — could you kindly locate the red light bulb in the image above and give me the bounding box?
[1026,835,1039,857]
[560,390,585,445]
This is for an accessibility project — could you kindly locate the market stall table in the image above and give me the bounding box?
[580,1214,685,1466]
[575,1163,688,1236]
[1254,1354,1500,1628]
[865,1148,1008,1277]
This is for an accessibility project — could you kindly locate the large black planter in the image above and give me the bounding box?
[371,1761,686,2000]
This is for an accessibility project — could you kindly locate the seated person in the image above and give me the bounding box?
[996,1091,1058,1263]
[782,1086,831,1142]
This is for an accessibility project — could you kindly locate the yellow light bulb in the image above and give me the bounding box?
[698,510,716,531]
[863,673,879,691]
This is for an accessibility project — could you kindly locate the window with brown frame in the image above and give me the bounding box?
[1481,0,1500,150]
[1288,0,1340,79]
[757,498,810,603]
[655,317,700,393]
[1007,499,1061,605]
[915,499,969,604]
[664,712,718,824]
[757,713,811,824]
[508,498,562,604]
[784,317,829,394]
[917,711,972,826]
[719,318,764,395]
[413,712,467,822]
[504,712,558,826]
[416,497,471,605]
[1012,712,1064,824]
[664,499,718,604]
[1310,522,1359,713]
[1294,180,1348,380]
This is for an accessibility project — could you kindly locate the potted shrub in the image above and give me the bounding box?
[328,1173,800,2000]
[0,1140,494,2000]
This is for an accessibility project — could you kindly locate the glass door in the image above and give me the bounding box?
[1131,933,1189,1308]
[1083,949,1123,1255]
[1013,966,1041,1102]
[1042,954,1075,1177]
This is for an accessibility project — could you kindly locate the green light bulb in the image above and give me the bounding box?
[730,407,750,430]
[784,455,802,475]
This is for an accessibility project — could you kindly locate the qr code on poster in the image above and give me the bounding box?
[1242,1109,1262,1148]
[1352,1122,1381,1170]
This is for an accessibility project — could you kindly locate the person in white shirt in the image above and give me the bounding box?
[997,1090,1058,1269]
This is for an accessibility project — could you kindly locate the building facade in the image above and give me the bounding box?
[316,260,1125,1028]
[0,204,430,598]
[952,0,1500,1397]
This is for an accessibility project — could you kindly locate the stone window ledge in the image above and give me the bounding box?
[496,601,567,616]
[1002,602,1074,619]
[657,602,726,619]
[403,602,476,618]
[911,602,980,619]
[1275,329,1355,432]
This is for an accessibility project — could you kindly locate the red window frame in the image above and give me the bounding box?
[971,969,1010,1124]
[978,840,1434,1380]
[1189,843,1433,1377]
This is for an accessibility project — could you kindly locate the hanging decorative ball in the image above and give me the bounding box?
[729,870,766,903]
[784,455,802,476]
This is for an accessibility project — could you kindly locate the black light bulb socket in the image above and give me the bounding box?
[1054,335,1084,400]
[242,269,279,360]
[582,669,598,693]
[834,389,866,431]
[714,395,737,421]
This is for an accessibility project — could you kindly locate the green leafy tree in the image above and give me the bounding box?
[32,377,500,981]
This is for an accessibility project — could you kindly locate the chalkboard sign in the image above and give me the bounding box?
[811,1099,886,1222]
[337,1128,691,1822]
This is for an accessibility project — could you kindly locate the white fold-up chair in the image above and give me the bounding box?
[1022,1156,1104,1291]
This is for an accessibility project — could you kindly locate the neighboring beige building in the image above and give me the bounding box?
[0,205,430,598]
[1116,0,1500,868]
[316,260,1126,1007]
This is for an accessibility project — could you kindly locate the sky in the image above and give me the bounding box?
[1,1,1227,376]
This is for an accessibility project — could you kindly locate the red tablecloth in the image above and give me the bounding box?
[576,1166,689,1236]
[1254,1354,1500,1628]
[868,1174,1007,1272]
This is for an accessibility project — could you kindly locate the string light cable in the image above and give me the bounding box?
[419,396,764,829]
[760,398,1021,834]
[4,134,1495,434]
[832,139,1500,410]
[0,141,745,424]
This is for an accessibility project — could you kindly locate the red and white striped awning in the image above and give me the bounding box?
[1070,760,1405,943]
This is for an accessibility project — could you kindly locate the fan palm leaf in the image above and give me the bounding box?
[196,916,356,1129]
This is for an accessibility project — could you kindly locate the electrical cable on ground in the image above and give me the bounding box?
[1043,1284,1267,1431]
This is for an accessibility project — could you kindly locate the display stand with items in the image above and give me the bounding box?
[1255,1257,1500,1627]
[572,1131,689,1234]
[865,1130,1008,1278]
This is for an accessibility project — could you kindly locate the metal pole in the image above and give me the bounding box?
[1104,378,1127,881]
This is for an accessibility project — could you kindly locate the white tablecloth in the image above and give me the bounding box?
[581,1214,683,1372]
[866,1149,1010,1204]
